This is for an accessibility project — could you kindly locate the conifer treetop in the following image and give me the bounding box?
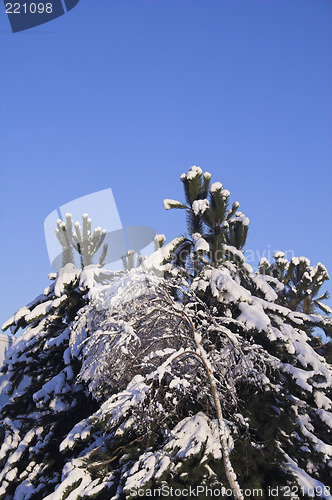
[259,251,331,316]
[164,166,250,268]
[55,212,108,269]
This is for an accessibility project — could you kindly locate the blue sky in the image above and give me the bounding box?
[0,0,331,328]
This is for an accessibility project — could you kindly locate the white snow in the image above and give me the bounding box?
[167,413,222,460]
[169,377,190,389]
[24,296,67,323]
[209,268,251,303]
[192,233,210,253]
[252,275,278,302]
[316,409,332,429]
[163,199,186,210]
[237,302,270,332]
[1,308,30,331]
[229,211,249,226]
[314,391,332,411]
[316,301,332,314]
[46,327,71,349]
[54,264,80,297]
[273,251,285,260]
[98,375,151,424]
[224,244,246,263]
[60,422,91,452]
[43,460,93,500]
[33,372,67,404]
[283,453,332,499]
[210,182,223,193]
[184,165,203,180]
[79,265,104,291]
[192,199,209,215]
[298,256,311,266]
[283,365,314,392]
[140,237,185,274]
[276,322,322,370]
[123,413,221,493]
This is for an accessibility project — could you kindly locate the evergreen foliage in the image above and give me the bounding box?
[163,166,249,268]
[122,235,166,271]
[259,252,331,316]
[121,250,143,271]
[56,213,108,269]
[0,167,331,499]
[0,218,115,499]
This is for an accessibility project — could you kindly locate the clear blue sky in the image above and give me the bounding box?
[0,0,331,328]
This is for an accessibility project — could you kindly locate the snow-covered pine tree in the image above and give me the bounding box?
[259,251,331,316]
[0,214,115,499]
[55,212,109,268]
[163,165,249,271]
[1,170,331,500]
[28,255,332,499]
[259,250,332,385]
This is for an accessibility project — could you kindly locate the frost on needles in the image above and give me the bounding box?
[0,167,332,500]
